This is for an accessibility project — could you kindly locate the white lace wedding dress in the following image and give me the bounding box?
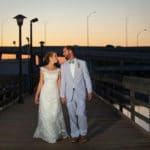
[33,67,68,143]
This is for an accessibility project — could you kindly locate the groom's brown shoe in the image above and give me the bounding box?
[71,137,79,143]
[62,136,69,141]
[79,135,88,143]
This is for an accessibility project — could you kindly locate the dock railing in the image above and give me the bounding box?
[93,73,150,132]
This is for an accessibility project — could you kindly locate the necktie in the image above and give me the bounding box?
[69,60,75,64]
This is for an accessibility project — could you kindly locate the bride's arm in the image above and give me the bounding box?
[34,69,44,104]
[57,71,61,91]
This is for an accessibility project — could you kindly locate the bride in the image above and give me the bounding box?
[33,51,68,143]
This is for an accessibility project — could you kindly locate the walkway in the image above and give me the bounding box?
[0,95,150,150]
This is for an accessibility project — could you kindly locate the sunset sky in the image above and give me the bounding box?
[0,0,150,47]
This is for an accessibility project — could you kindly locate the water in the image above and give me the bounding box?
[114,104,150,132]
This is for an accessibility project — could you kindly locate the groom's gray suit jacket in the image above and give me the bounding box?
[60,58,92,102]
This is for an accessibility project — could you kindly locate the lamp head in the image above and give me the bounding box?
[40,41,45,46]
[14,14,26,26]
[26,37,30,42]
[31,18,38,23]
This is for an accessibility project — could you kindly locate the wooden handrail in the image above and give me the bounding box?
[93,73,150,128]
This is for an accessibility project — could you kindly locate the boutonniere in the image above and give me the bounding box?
[77,62,80,68]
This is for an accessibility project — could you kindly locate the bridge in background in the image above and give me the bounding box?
[1,46,150,74]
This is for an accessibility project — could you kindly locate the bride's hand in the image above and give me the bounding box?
[34,96,39,105]
[61,97,67,104]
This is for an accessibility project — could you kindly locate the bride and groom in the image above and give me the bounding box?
[33,46,92,143]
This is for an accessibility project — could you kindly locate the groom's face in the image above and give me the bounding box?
[63,48,70,60]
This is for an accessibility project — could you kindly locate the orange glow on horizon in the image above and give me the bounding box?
[2,54,16,59]
[1,54,30,60]
[1,54,66,64]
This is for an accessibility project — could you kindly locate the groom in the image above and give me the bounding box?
[60,46,92,143]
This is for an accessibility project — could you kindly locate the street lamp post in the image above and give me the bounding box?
[125,17,128,47]
[26,37,30,55]
[25,37,30,60]
[44,21,47,46]
[137,29,147,47]
[30,18,38,94]
[1,19,7,47]
[0,21,3,59]
[26,37,30,46]
[87,11,96,46]
[39,41,45,65]
[13,14,26,103]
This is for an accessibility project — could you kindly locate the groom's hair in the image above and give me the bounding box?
[64,46,75,54]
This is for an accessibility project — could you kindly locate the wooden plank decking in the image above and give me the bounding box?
[0,95,150,150]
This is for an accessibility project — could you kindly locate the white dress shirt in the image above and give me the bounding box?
[69,58,76,79]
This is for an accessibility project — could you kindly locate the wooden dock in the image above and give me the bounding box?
[0,94,150,150]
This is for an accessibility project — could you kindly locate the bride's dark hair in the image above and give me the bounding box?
[43,51,56,64]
